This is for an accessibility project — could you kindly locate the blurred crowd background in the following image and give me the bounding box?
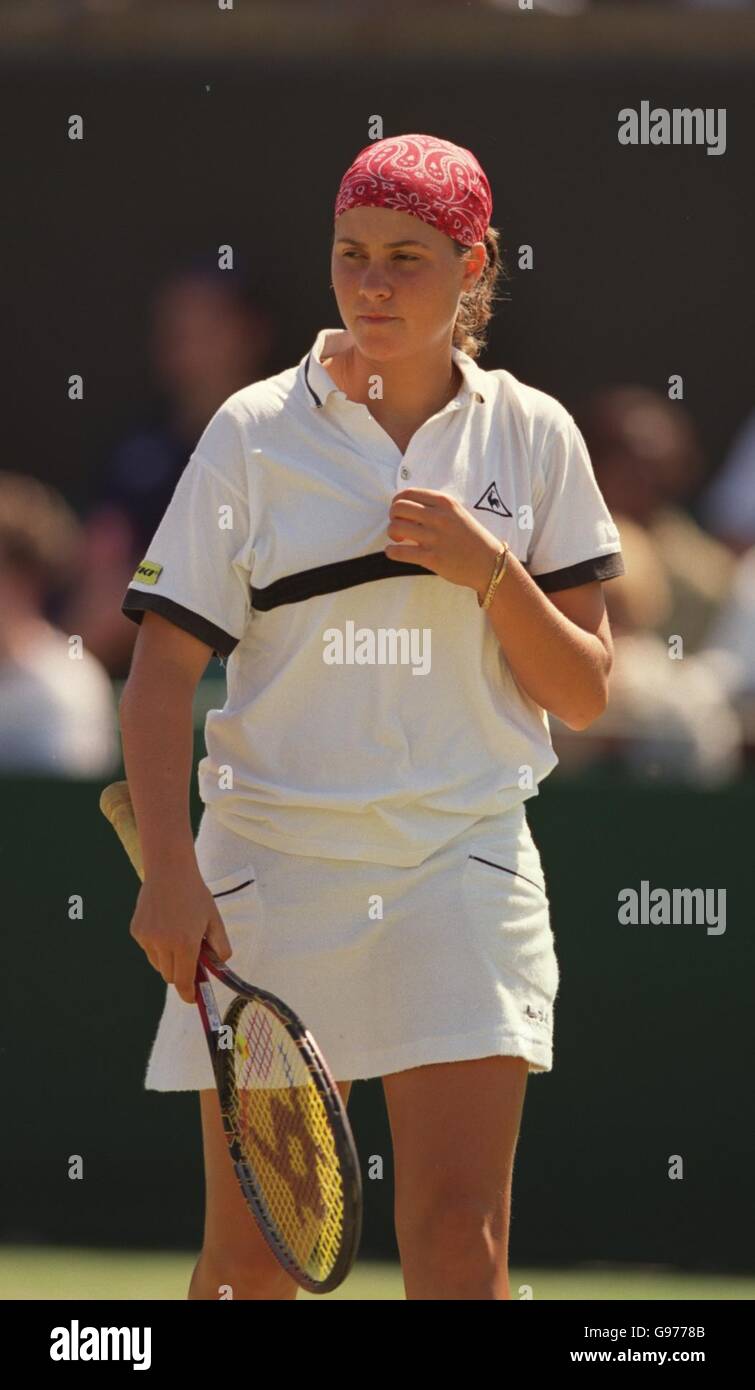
[2,0,753,788]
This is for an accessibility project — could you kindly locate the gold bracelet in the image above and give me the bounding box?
[477,542,509,610]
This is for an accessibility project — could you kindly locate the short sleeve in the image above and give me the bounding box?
[121,402,253,659]
[527,411,625,593]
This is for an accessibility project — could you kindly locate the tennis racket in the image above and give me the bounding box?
[99,779,362,1294]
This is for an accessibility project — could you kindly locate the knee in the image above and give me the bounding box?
[190,1247,298,1301]
[397,1194,505,1270]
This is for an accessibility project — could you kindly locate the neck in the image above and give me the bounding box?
[327,335,462,426]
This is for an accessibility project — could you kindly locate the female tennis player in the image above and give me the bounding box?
[119,133,624,1300]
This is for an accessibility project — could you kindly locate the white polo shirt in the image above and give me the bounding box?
[122,326,624,867]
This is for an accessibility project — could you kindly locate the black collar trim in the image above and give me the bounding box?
[303,351,323,407]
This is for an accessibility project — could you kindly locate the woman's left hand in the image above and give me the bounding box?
[385,488,502,594]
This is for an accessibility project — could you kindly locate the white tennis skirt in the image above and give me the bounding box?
[143,801,560,1090]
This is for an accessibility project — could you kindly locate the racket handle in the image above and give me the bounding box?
[99,780,145,883]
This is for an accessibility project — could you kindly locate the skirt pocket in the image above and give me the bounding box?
[460,846,559,1023]
[201,860,266,979]
[203,864,258,900]
[465,853,548,900]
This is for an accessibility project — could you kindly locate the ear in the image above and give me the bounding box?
[460,242,487,293]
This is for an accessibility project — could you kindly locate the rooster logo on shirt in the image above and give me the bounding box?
[473,482,512,518]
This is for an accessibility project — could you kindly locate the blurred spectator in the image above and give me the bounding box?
[699,408,755,555]
[0,473,120,777]
[552,515,743,784]
[61,260,276,678]
[576,386,735,653]
[702,546,755,693]
[700,545,755,752]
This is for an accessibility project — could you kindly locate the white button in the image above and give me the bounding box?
[400,465,410,479]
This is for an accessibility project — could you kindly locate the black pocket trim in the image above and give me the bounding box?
[211,877,255,899]
[468,855,545,894]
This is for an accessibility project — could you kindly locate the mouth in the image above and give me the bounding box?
[357,314,398,322]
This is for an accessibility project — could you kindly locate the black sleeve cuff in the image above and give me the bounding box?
[121,589,239,658]
[529,551,625,593]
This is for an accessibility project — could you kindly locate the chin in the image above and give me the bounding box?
[350,319,409,355]
[352,317,401,329]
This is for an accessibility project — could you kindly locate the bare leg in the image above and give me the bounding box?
[383,1056,529,1300]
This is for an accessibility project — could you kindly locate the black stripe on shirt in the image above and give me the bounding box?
[122,549,625,643]
[251,551,434,611]
[529,551,625,593]
[121,589,239,657]
[251,549,625,611]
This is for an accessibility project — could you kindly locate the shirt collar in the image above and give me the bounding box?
[301,326,488,409]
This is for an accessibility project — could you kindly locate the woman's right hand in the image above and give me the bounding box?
[129,867,233,1004]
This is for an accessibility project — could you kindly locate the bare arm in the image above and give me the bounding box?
[118,610,232,1000]
[119,610,212,875]
[482,556,614,731]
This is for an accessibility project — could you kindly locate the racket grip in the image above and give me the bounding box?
[99,780,145,883]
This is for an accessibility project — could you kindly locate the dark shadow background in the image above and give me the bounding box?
[4,56,752,506]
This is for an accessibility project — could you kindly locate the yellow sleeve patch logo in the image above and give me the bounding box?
[132,559,163,586]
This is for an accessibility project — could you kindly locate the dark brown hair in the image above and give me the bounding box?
[451,226,508,359]
[0,471,80,593]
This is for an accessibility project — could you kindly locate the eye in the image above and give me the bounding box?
[338,250,419,262]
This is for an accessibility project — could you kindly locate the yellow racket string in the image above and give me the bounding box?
[227,1000,345,1281]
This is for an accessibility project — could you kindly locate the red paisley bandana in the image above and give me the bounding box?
[334,133,492,247]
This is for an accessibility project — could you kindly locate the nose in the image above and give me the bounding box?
[357,263,392,301]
